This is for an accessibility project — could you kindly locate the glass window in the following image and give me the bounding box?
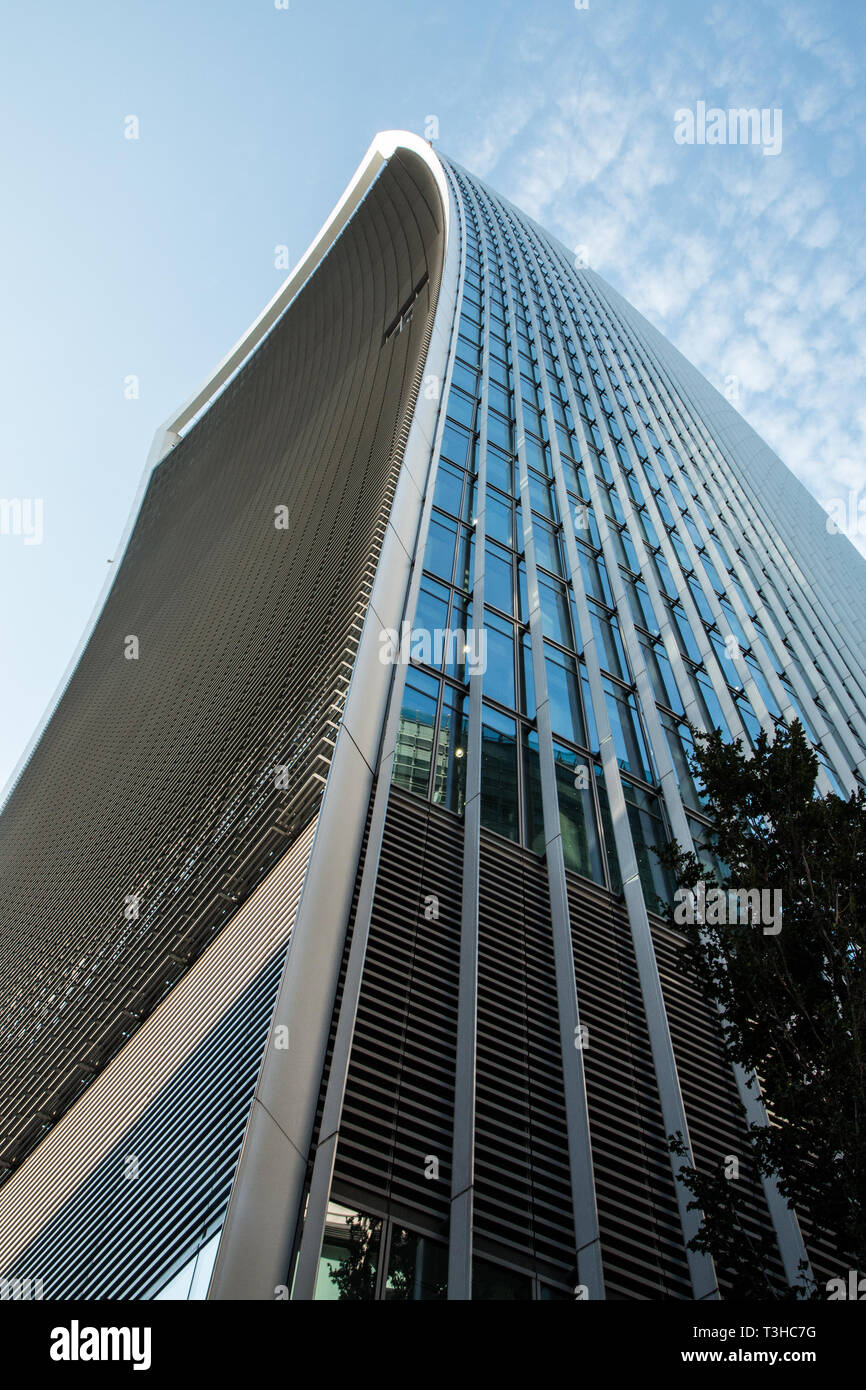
[440,420,472,469]
[486,446,516,497]
[414,574,450,648]
[433,685,467,814]
[528,471,557,520]
[720,599,749,650]
[524,433,550,477]
[589,605,629,680]
[687,576,715,625]
[520,631,536,720]
[692,667,730,739]
[384,1229,448,1301]
[446,590,472,682]
[424,513,457,583]
[153,1231,221,1301]
[669,603,703,663]
[640,636,684,714]
[595,765,621,891]
[484,610,516,710]
[603,678,654,782]
[485,542,514,614]
[314,1203,382,1301]
[518,559,529,622]
[455,523,474,593]
[486,491,515,549]
[523,728,545,854]
[553,743,604,882]
[447,389,475,431]
[538,576,573,649]
[432,460,465,519]
[533,518,563,576]
[577,546,613,606]
[624,576,659,635]
[653,553,677,599]
[661,712,705,811]
[488,356,509,389]
[687,813,729,884]
[487,411,512,454]
[622,781,674,913]
[545,644,587,746]
[393,668,438,796]
[481,705,519,841]
[736,696,765,746]
[450,361,478,399]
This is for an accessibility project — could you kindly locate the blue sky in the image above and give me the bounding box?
[1,0,863,792]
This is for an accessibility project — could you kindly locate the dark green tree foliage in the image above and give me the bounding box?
[658,721,865,1297]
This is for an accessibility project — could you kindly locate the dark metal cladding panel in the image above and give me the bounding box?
[0,150,446,1188]
[472,832,575,1285]
[332,788,462,1234]
[566,873,692,1299]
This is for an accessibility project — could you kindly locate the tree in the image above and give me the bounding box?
[658,720,866,1297]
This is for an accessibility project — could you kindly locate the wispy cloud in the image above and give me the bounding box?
[451,0,866,555]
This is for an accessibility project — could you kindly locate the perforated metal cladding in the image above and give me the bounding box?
[472,832,575,1284]
[0,150,445,1181]
[650,921,787,1295]
[331,788,462,1232]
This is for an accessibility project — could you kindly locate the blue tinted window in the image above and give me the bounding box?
[603,678,654,781]
[415,575,450,648]
[533,519,563,576]
[484,610,516,709]
[486,491,514,548]
[485,543,514,614]
[545,645,587,746]
[440,421,471,468]
[433,461,466,519]
[424,513,457,583]
[538,577,573,648]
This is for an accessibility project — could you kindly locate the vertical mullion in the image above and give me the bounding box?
[508,207,719,1300]
[476,185,605,1300]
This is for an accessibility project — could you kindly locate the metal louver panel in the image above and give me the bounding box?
[566,873,692,1299]
[472,832,575,1286]
[0,819,316,1296]
[331,788,463,1233]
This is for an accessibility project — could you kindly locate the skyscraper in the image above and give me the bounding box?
[1,131,863,1302]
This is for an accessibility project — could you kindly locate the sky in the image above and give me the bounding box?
[0,0,863,793]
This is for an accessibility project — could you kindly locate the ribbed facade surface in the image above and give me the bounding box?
[1,132,862,1301]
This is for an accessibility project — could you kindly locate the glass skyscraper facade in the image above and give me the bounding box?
[1,132,863,1302]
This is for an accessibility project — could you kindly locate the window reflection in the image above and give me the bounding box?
[622,781,674,913]
[384,1228,448,1301]
[481,705,519,841]
[393,669,438,796]
[553,743,604,883]
[603,678,653,782]
[433,687,467,815]
[314,1203,382,1301]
